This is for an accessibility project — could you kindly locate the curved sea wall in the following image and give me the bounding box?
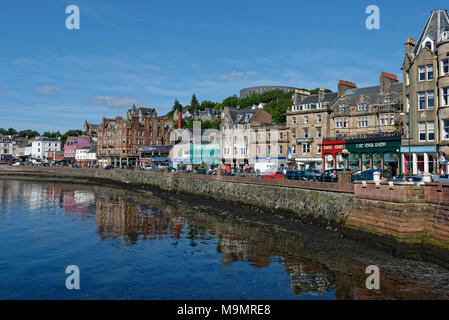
[0,167,354,227]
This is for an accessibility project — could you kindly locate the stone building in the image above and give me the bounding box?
[401,9,449,175]
[325,73,403,174]
[96,106,174,168]
[82,120,99,135]
[220,106,273,168]
[250,123,289,172]
[286,88,337,170]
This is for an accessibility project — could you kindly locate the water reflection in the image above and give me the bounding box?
[0,179,448,300]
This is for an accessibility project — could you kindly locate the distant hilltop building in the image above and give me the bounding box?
[239,86,299,98]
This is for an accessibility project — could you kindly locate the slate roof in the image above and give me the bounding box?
[228,108,259,124]
[342,82,403,105]
[414,9,449,55]
[300,92,338,105]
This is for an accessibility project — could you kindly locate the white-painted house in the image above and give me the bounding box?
[30,137,61,160]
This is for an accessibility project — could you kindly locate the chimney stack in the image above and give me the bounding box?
[338,80,357,96]
[318,88,326,102]
[380,72,398,92]
[177,105,182,129]
[292,89,310,105]
[405,37,415,55]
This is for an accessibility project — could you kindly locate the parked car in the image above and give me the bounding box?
[104,165,114,170]
[353,169,386,181]
[263,171,286,180]
[302,169,321,181]
[285,170,304,180]
[12,162,21,166]
[208,169,217,175]
[319,169,344,182]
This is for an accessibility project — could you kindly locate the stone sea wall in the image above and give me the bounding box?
[0,167,354,227]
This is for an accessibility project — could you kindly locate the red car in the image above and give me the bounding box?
[263,171,286,180]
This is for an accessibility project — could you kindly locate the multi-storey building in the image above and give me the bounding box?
[30,137,61,160]
[250,123,289,172]
[326,73,403,174]
[401,9,449,175]
[0,135,13,161]
[64,136,91,161]
[220,106,272,168]
[286,88,337,170]
[97,106,174,168]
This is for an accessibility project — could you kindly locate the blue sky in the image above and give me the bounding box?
[0,0,447,132]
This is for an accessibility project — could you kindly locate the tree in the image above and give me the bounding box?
[222,95,239,108]
[17,129,40,138]
[190,94,199,107]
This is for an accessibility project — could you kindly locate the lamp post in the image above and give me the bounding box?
[401,111,412,177]
[341,149,350,172]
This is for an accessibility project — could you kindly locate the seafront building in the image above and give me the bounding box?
[401,9,449,175]
[29,137,62,161]
[220,105,273,168]
[96,106,174,168]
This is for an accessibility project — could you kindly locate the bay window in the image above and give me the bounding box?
[443,119,449,140]
[443,87,449,106]
[442,59,449,75]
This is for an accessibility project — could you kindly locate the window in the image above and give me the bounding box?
[268,133,271,140]
[316,128,321,138]
[292,130,296,139]
[279,145,283,154]
[418,92,426,110]
[418,122,426,141]
[419,66,426,81]
[302,144,310,154]
[406,95,410,112]
[443,119,449,140]
[317,114,322,123]
[292,145,296,154]
[427,65,434,80]
[344,118,348,128]
[425,41,432,50]
[292,117,296,125]
[406,71,410,85]
[304,129,309,138]
[304,115,309,123]
[427,91,434,109]
[317,144,322,154]
[267,145,271,155]
[427,122,435,141]
[442,59,449,75]
[390,114,395,125]
[443,87,449,106]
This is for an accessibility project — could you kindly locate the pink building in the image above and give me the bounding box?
[64,136,91,159]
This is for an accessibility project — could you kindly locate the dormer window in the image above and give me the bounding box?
[422,36,434,51]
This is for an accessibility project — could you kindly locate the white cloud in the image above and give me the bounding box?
[88,95,143,110]
[34,86,58,95]
[220,70,259,81]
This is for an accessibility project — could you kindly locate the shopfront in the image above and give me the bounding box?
[401,146,438,175]
[322,140,345,170]
[346,138,401,176]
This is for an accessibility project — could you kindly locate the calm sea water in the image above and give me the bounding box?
[0,179,448,300]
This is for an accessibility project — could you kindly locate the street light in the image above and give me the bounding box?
[400,111,412,177]
[341,149,351,172]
